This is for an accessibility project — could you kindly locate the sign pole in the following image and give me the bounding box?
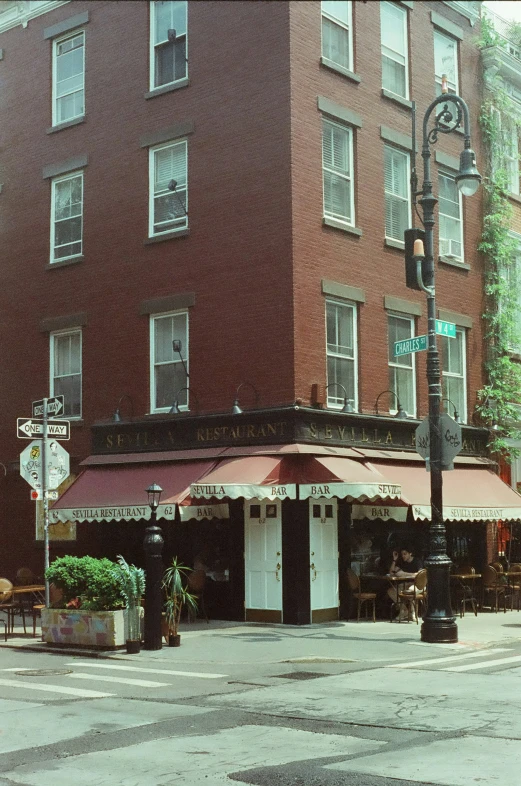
[42,397,50,608]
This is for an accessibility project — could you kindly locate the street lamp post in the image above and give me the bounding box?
[144,482,164,650]
[412,84,481,644]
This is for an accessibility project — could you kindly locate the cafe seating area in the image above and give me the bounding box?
[0,569,45,639]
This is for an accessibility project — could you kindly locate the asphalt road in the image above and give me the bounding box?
[1,624,521,786]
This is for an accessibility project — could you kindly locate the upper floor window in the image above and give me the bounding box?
[438,171,463,261]
[50,329,82,418]
[384,145,410,241]
[321,1,353,72]
[326,298,357,409]
[380,1,408,99]
[51,171,83,263]
[149,139,188,237]
[151,0,187,90]
[322,119,354,226]
[388,314,416,417]
[434,30,458,124]
[52,30,85,126]
[505,123,520,196]
[442,328,467,423]
[504,240,521,353]
[150,311,188,412]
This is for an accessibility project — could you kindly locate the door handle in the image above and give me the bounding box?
[310,562,317,581]
[275,562,281,581]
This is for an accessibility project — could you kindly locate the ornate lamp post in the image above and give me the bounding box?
[144,482,164,650]
[412,80,481,643]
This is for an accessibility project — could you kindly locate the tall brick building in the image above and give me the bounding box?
[1,0,519,624]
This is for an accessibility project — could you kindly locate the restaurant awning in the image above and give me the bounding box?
[49,460,217,523]
[370,462,521,522]
[190,454,402,502]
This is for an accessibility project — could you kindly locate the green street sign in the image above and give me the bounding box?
[436,319,456,337]
[394,334,428,357]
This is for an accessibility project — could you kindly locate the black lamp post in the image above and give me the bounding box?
[144,482,164,650]
[412,82,480,643]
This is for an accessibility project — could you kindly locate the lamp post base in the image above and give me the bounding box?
[421,617,458,643]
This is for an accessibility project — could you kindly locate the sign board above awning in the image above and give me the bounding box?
[352,504,408,522]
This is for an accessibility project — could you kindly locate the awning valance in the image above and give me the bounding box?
[370,462,521,522]
[49,460,217,523]
[190,456,297,500]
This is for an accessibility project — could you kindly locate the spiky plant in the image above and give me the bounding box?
[162,557,198,637]
[112,555,145,641]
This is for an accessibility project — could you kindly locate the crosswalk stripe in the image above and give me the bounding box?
[65,662,228,679]
[69,672,169,688]
[387,648,511,669]
[441,654,521,672]
[0,677,113,698]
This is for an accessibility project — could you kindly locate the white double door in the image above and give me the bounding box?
[309,498,339,617]
[244,499,282,615]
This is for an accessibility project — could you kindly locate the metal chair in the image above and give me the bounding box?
[482,565,508,613]
[346,569,376,622]
[508,563,521,611]
[453,567,478,618]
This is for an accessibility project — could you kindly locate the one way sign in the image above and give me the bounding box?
[32,395,64,418]
[17,418,70,440]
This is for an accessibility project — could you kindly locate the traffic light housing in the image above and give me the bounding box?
[404,227,426,291]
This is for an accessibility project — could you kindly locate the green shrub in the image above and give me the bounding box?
[45,555,124,611]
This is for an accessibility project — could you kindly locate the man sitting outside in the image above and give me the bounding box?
[388,546,423,621]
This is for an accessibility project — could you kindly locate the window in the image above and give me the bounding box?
[388,314,416,417]
[384,145,410,241]
[52,30,85,126]
[50,330,82,418]
[505,124,520,196]
[380,1,408,99]
[326,299,357,409]
[51,172,83,262]
[438,171,463,261]
[149,139,188,236]
[150,311,188,412]
[504,241,521,352]
[322,119,354,225]
[434,30,458,123]
[442,328,467,423]
[150,0,187,90]
[321,1,352,72]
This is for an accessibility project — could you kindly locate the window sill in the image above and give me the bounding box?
[144,77,190,99]
[144,228,190,245]
[46,255,84,270]
[381,89,413,110]
[438,255,470,271]
[47,116,85,135]
[508,192,521,205]
[385,237,405,251]
[319,57,361,84]
[508,351,521,362]
[144,410,190,419]
[322,217,362,236]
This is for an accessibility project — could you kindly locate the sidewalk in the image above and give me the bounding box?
[1,610,520,665]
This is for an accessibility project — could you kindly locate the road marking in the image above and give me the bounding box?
[64,662,228,679]
[387,648,512,669]
[68,672,170,688]
[441,654,521,672]
[0,677,113,698]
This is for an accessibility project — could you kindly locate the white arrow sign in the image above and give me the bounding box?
[17,418,70,440]
[32,396,64,417]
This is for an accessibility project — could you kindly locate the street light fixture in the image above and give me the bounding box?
[144,482,164,650]
[411,82,481,644]
[374,389,408,419]
[324,382,355,413]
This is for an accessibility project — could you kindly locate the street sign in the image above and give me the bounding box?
[32,395,64,418]
[30,489,42,501]
[435,320,456,338]
[17,418,70,440]
[415,414,462,470]
[46,490,59,500]
[394,334,428,357]
[20,441,43,489]
[20,440,70,490]
[46,440,70,489]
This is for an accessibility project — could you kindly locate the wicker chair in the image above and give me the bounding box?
[398,569,428,624]
[346,569,376,622]
[482,565,508,613]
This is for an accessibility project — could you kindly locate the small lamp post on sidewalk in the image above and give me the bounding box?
[144,482,164,650]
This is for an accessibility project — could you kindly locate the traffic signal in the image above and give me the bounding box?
[404,227,426,291]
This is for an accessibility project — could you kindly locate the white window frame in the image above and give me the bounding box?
[504,234,521,353]
[322,119,354,226]
[325,298,358,410]
[321,1,353,73]
[148,139,188,237]
[387,313,416,417]
[50,171,84,263]
[50,329,82,419]
[438,170,464,262]
[150,310,189,413]
[52,29,85,127]
[442,328,467,424]
[380,1,409,99]
[384,144,411,241]
[434,29,459,96]
[150,0,188,91]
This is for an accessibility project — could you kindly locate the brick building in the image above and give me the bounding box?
[1,0,520,624]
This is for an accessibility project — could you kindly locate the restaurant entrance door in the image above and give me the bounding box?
[244,499,283,622]
[309,498,339,622]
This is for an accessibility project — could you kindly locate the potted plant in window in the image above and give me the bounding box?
[112,555,145,654]
[162,557,198,647]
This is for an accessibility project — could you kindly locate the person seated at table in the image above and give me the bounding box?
[388,546,423,621]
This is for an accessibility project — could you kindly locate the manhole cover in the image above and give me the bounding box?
[15,669,73,677]
[272,671,325,681]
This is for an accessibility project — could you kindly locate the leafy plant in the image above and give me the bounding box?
[45,555,124,611]
[112,555,145,641]
[162,557,198,637]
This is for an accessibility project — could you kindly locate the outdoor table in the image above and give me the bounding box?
[361,574,416,621]
[9,585,45,635]
[450,573,481,617]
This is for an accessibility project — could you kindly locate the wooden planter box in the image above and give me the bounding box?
[41,608,129,649]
